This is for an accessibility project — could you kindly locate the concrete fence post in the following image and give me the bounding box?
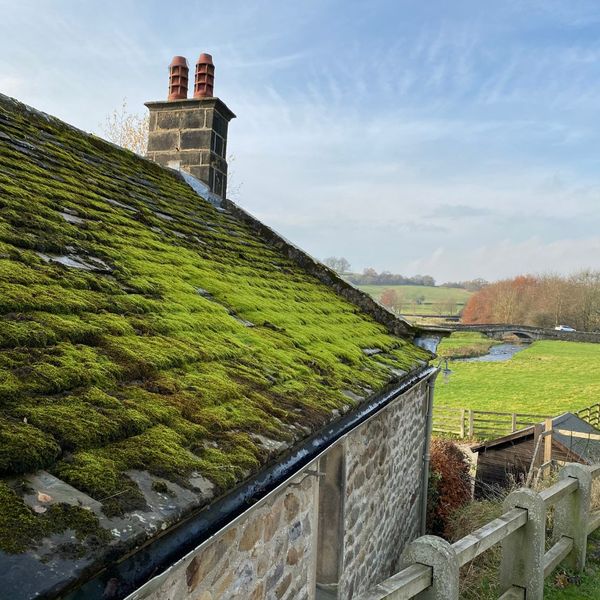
[553,463,593,571]
[500,488,545,600]
[401,535,459,600]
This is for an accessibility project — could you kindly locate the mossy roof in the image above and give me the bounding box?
[0,93,429,595]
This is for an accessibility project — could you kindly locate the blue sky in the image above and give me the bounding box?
[2,0,600,281]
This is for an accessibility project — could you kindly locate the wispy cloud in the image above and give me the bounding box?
[429,204,492,219]
[406,237,600,282]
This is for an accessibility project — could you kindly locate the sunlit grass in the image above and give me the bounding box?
[435,340,600,415]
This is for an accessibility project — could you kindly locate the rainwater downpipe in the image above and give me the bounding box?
[421,368,440,535]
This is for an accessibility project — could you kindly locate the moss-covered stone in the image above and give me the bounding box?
[0,481,110,554]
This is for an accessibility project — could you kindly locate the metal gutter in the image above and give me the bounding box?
[420,371,440,534]
[63,366,436,600]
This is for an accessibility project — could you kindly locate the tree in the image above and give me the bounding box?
[380,288,398,310]
[462,271,600,330]
[380,288,406,314]
[462,285,495,323]
[570,270,600,331]
[440,295,459,316]
[100,99,149,156]
[322,256,351,274]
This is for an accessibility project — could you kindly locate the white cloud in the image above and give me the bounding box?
[406,237,600,282]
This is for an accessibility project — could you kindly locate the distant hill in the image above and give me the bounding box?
[358,284,472,316]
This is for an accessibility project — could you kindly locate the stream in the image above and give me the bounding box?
[454,342,528,363]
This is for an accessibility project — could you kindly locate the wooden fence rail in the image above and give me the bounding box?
[433,401,600,439]
[432,407,550,438]
[360,462,600,600]
[575,402,600,428]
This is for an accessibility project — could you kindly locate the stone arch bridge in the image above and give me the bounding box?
[418,323,600,343]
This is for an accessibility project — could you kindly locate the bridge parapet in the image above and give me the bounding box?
[417,323,600,344]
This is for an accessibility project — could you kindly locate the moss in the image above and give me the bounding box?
[0,482,43,553]
[0,417,60,474]
[0,481,110,554]
[151,480,172,494]
[17,393,150,451]
[52,451,147,517]
[0,93,430,526]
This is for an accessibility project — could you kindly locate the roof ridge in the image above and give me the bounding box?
[0,92,174,179]
[222,197,420,342]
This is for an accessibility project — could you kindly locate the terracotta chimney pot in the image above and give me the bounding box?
[194,53,215,98]
[168,56,189,101]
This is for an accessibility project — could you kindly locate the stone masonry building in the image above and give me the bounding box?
[132,380,432,600]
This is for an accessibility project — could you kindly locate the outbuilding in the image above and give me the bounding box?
[472,412,600,498]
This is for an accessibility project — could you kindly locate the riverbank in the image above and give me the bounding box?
[437,332,501,359]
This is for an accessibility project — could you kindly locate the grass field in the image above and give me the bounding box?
[357,284,472,315]
[435,339,600,415]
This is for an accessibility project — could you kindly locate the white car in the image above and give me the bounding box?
[555,325,576,332]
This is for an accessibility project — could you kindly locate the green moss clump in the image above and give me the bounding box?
[52,452,147,517]
[54,426,206,512]
[0,481,110,554]
[151,480,171,494]
[0,482,43,553]
[0,417,60,475]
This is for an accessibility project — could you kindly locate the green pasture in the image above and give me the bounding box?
[435,339,600,415]
[358,284,472,315]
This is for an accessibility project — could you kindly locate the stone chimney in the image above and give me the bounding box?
[145,53,235,199]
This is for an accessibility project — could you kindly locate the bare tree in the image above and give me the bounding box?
[570,270,600,331]
[323,257,351,274]
[463,270,600,330]
[100,99,148,156]
[226,153,242,199]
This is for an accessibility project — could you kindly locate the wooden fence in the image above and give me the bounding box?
[360,462,600,600]
[433,402,600,439]
[575,402,600,428]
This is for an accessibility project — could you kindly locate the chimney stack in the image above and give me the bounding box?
[145,53,235,200]
[194,53,215,98]
[168,56,189,101]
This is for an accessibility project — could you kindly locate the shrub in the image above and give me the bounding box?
[427,438,472,537]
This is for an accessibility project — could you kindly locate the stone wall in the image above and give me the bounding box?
[144,467,319,600]
[338,380,429,598]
